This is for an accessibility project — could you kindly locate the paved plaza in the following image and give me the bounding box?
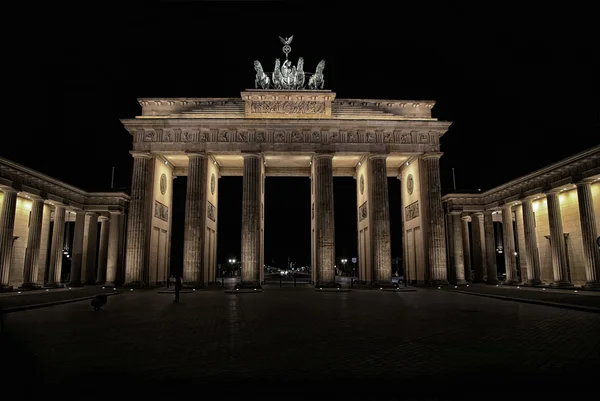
[2,286,599,397]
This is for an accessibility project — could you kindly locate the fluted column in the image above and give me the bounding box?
[183,153,207,287]
[67,211,86,286]
[82,213,98,285]
[501,204,519,284]
[96,216,110,284]
[483,211,498,284]
[471,212,486,283]
[461,216,472,282]
[46,205,66,287]
[576,182,600,289]
[0,189,17,291]
[451,212,467,285]
[105,211,122,287]
[546,192,572,287]
[422,154,448,284]
[20,198,45,289]
[124,152,154,287]
[521,198,542,285]
[241,154,262,284]
[369,155,392,284]
[313,154,335,286]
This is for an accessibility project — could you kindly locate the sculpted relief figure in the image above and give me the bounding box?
[254,60,270,89]
[308,60,325,90]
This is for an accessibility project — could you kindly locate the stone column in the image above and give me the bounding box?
[483,211,498,284]
[471,212,486,283]
[546,192,572,287]
[82,213,98,285]
[369,155,392,285]
[105,211,122,287]
[501,204,519,284]
[422,154,448,284]
[124,152,154,286]
[576,182,600,289]
[20,198,45,289]
[313,154,335,286]
[183,153,207,287]
[461,216,472,282]
[0,189,17,291]
[96,216,110,284]
[46,205,66,287]
[521,198,542,285]
[67,211,86,286]
[451,212,467,285]
[241,154,262,285]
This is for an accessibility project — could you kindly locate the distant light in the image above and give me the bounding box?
[466,284,469,287]
[514,252,518,256]
[478,189,481,192]
[69,287,72,290]
[380,287,383,290]
[517,286,520,289]
[319,287,322,290]
[18,291,21,294]
[130,289,133,291]
[438,287,441,289]
[406,161,409,166]
[574,290,578,293]
[193,288,196,291]
[543,288,546,290]
[358,162,361,166]
[254,288,257,291]
[236,288,239,291]
[213,161,216,165]
[113,288,116,290]
[496,285,498,287]
[46,289,49,291]
[102,286,105,289]
[164,160,167,165]
[454,286,457,288]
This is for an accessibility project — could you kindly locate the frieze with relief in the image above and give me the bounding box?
[154,200,169,222]
[405,200,419,222]
[359,201,368,222]
[207,201,216,222]
[250,101,325,114]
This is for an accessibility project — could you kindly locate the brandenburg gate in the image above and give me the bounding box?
[119,37,452,289]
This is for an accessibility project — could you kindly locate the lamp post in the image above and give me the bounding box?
[228,258,236,277]
[341,259,347,284]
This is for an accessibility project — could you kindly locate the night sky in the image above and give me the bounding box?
[6,1,598,271]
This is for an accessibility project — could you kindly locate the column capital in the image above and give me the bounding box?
[575,178,599,187]
[461,215,471,222]
[421,152,444,160]
[241,152,262,159]
[472,212,484,218]
[129,151,153,159]
[0,186,17,193]
[313,153,334,160]
[449,210,463,216]
[85,211,97,217]
[98,216,110,222]
[186,152,207,159]
[108,210,122,216]
[368,153,389,160]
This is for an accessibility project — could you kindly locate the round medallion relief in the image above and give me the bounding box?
[407,174,414,195]
[210,173,216,195]
[160,173,167,195]
[360,174,364,195]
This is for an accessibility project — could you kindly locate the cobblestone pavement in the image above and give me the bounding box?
[0,286,121,310]
[2,287,599,398]
[444,283,600,308]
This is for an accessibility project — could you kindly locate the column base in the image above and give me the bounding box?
[315,281,340,289]
[550,281,574,288]
[485,278,499,285]
[67,281,84,287]
[43,283,63,289]
[428,279,449,286]
[17,283,42,291]
[505,279,522,285]
[526,279,544,286]
[0,285,14,293]
[122,281,148,289]
[95,280,106,286]
[450,279,468,285]
[103,282,116,288]
[582,282,600,291]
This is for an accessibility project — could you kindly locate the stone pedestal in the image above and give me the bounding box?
[422,154,448,285]
[0,189,17,291]
[183,153,207,288]
[105,211,122,287]
[501,204,520,284]
[521,199,543,285]
[546,192,573,287]
[369,155,392,285]
[96,216,110,284]
[241,154,262,285]
[313,154,335,286]
[67,211,86,287]
[483,211,498,284]
[576,182,600,290]
[19,198,44,289]
[451,213,467,285]
[124,152,154,287]
[461,216,472,282]
[471,212,486,283]
[46,206,66,287]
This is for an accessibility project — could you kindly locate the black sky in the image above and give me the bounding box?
[6,1,598,270]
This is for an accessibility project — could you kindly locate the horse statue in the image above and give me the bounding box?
[295,57,305,89]
[308,59,326,90]
[272,59,283,89]
[253,60,270,89]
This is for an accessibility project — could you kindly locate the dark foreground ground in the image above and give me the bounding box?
[2,285,599,398]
